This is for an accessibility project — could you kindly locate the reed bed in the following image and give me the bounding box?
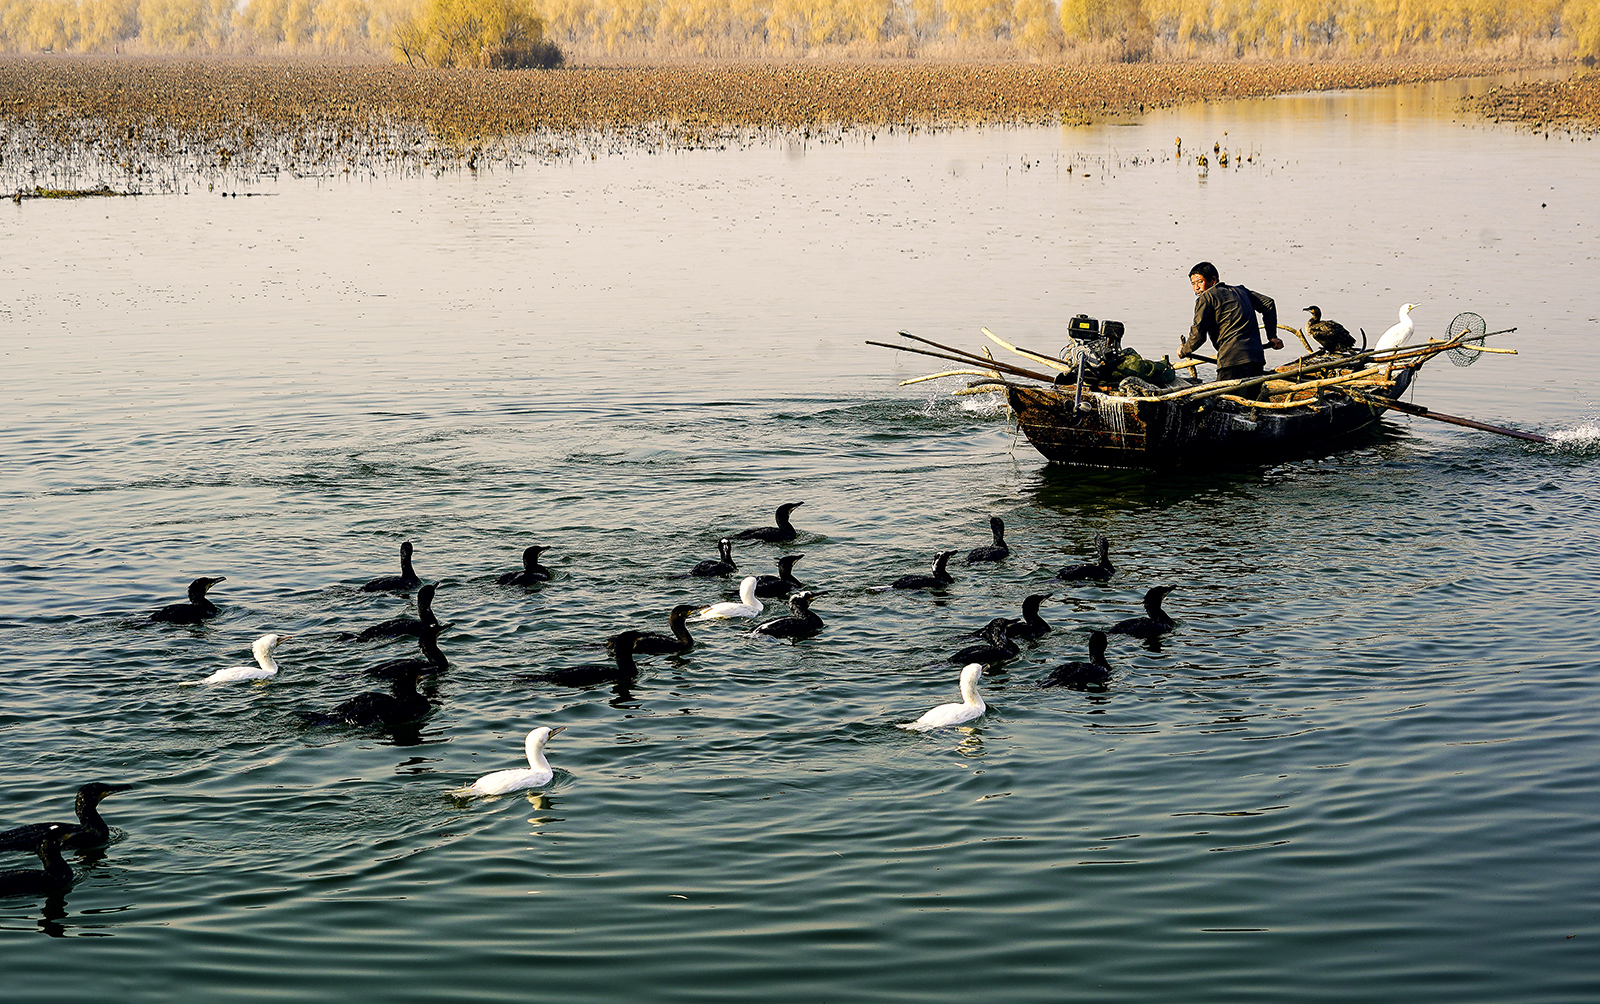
[0,55,1534,191]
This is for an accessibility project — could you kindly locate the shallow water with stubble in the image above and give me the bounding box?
[2,75,1598,1003]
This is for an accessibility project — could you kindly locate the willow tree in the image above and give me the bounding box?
[1061,0,1151,55]
[394,0,562,65]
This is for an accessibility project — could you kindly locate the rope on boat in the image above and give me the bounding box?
[1096,394,1129,436]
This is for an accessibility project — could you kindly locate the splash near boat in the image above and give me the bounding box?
[874,310,1544,468]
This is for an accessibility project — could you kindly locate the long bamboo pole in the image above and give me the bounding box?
[868,335,1058,383]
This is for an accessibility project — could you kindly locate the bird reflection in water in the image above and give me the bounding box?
[953,730,986,758]
[37,890,70,938]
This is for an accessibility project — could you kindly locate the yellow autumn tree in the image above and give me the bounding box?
[137,0,220,47]
[393,0,562,65]
[79,0,140,47]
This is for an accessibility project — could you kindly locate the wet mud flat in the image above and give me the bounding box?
[0,55,1534,189]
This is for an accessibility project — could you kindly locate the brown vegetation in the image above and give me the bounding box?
[0,55,1560,191]
[1465,71,1600,129]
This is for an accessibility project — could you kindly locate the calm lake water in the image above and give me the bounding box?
[3,76,1598,1003]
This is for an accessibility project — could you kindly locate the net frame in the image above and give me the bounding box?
[1445,311,1488,367]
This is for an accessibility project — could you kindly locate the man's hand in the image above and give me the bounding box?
[1266,336,1284,350]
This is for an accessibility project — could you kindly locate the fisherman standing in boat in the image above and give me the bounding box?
[1180,262,1282,387]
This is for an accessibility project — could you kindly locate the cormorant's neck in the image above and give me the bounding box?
[75,794,110,838]
[420,634,447,668]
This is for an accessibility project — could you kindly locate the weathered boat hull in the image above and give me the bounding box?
[1006,369,1416,468]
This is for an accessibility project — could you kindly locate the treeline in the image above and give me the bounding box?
[1,0,1596,60]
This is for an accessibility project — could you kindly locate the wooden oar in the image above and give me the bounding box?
[1343,390,1549,444]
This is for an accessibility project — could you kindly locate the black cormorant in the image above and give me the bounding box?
[752,553,805,598]
[625,605,698,657]
[365,622,450,680]
[362,541,421,592]
[732,502,804,542]
[354,582,441,641]
[691,538,737,577]
[892,550,958,590]
[1005,593,1053,640]
[1108,586,1178,639]
[498,545,552,586]
[753,590,826,640]
[149,576,226,624]
[1056,535,1113,582]
[1304,306,1356,353]
[521,631,643,688]
[1039,631,1112,689]
[948,618,1019,668]
[319,669,433,726]
[0,827,74,897]
[966,516,1011,564]
[0,782,132,852]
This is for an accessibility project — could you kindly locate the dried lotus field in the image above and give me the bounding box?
[0,55,1570,190]
[1465,72,1600,132]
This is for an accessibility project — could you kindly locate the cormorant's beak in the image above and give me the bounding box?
[548,726,567,737]
[103,784,134,794]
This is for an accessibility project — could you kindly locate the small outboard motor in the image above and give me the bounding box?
[1101,320,1125,354]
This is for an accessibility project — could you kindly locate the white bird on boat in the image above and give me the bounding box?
[203,634,290,683]
[899,663,987,732]
[692,576,763,620]
[469,726,565,795]
[1374,302,1418,352]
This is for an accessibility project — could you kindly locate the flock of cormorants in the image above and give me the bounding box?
[0,503,1183,901]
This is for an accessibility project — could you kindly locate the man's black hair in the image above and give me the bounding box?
[1189,261,1219,283]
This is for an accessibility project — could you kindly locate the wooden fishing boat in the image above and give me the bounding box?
[1003,366,1416,468]
[870,314,1542,469]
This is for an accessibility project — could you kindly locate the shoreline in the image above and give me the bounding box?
[1,56,1587,187]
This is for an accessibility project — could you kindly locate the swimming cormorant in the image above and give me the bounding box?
[1055,535,1113,582]
[752,553,805,598]
[320,668,433,726]
[692,576,764,620]
[149,576,226,624]
[1005,594,1053,641]
[468,726,566,795]
[892,550,958,590]
[948,618,1019,668]
[0,782,133,852]
[498,545,552,586]
[732,502,804,543]
[354,583,441,641]
[1108,585,1178,639]
[1039,631,1112,689]
[899,664,987,731]
[691,538,737,577]
[0,827,74,897]
[627,605,698,657]
[965,516,1011,564]
[362,541,421,592]
[365,622,449,680]
[203,634,291,683]
[521,631,643,688]
[1304,306,1356,354]
[752,590,826,640]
